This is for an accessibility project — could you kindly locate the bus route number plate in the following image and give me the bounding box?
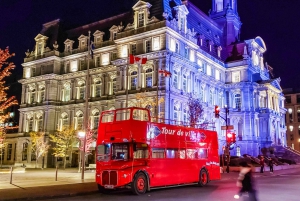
[104,185,114,189]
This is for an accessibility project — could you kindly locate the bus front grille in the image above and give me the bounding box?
[102,171,117,185]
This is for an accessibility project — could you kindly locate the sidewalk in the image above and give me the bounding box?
[0,168,98,201]
[0,165,300,201]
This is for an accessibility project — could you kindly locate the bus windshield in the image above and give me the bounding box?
[112,143,129,160]
[97,144,111,161]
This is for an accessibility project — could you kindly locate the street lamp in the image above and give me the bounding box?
[78,131,86,178]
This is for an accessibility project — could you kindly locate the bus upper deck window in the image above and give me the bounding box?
[116,109,130,121]
[133,109,149,121]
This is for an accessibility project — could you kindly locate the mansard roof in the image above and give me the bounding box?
[225,41,246,62]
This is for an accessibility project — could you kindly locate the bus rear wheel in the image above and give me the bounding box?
[131,172,148,195]
[198,169,208,187]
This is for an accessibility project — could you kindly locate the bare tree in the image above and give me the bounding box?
[187,94,205,128]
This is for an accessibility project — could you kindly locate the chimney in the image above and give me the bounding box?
[182,0,188,6]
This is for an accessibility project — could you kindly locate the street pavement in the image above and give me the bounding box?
[0,165,300,201]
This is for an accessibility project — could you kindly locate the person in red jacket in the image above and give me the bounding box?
[259,156,264,173]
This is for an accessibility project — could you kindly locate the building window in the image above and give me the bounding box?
[27,116,33,132]
[102,53,110,65]
[209,90,213,105]
[183,109,188,124]
[93,79,102,97]
[131,44,137,55]
[170,38,179,53]
[121,44,128,58]
[77,81,85,99]
[113,32,117,40]
[285,96,291,104]
[35,114,43,131]
[62,82,71,102]
[112,78,117,94]
[185,47,189,59]
[153,37,160,51]
[92,109,100,129]
[173,71,178,89]
[80,59,85,70]
[59,113,69,131]
[131,71,138,90]
[197,60,204,72]
[235,93,241,109]
[215,69,220,80]
[7,144,12,160]
[288,108,293,123]
[232,72,240,83]
[183,75,187,92]
[31,68,36,77]
[138,12,145,27]
[207,65,212,76]
[22,143,28,161]
[145,69,153,88]
[75,111,83,130]
[189,49,195,62]
[38,85,45,103]
[96,56,101,67]
[145,40,151,53]
[174,106,180,124]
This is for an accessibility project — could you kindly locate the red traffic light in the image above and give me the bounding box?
[226,132,236,144]
[215,105,220,118]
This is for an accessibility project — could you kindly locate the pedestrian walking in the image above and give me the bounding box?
[259,156,264,173]
[269,158,274,173]
[234,161,258,201]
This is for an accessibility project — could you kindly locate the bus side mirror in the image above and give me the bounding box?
[133,143,137,151]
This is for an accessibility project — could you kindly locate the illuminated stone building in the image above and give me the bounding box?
[5,0,287,167]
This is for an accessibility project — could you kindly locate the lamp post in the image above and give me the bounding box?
[78,131,86,178]
[81,30,91,180]
[224,105,230,173]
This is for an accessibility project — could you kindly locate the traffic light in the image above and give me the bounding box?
[226,132,236,144]
[215,105,220,118]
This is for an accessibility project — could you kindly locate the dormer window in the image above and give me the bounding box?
[138,12,145,27]
[217,46,222,58]
[132,1,152,29]
[174,5,189,34]
[215,0,224,12]
[93,30,105,45]
[64,39,74,53]
[78,35,88,50]
[109,25,119,41]
[34,34,48,57]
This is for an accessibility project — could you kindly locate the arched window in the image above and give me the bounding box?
[27,115,33,132]
[29,87,36,104]
[35,113,43,131]
[173,71,178,89]
[131,71,138,90]
[92,109,100,129]
[200,86,205,102]
[62,82,71,102]
[183,75,187,92]
[174,106,180,124]
[93,79,102,97]
[209,90,213,105]
[75,111,83,130]
[22,143,28,161]
[38,85,45,103]
[59,112,69,131]
[235,93,241,109]
[77,81,85,99]
[145,69,153,88]
[183,108,188,125]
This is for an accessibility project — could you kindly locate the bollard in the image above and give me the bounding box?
[55,165,58,181]
[10,166,13,184]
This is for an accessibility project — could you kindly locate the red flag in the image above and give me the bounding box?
[159,69,172,77]
[129,54,147,64]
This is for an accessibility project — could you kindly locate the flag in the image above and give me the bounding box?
[159,69,172,77]
[129,54,147,64]
[90,41,95,59]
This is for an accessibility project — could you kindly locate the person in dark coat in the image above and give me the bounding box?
[269,158,274,173]
[259,157,264,173]
[235,161,258,201]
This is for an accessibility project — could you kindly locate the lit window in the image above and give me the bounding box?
[173,71,178,89]
[75,111,83,130]
[35,114,43,131]
[131,71,138,90]
[153,37,160,51]
[93,79,102,97]
[22,143,28,161]
[189,49,195,62]
[70,60,78,72]
[209,90,213,105]
[121,45,128,57]
[289,125,294,132]
[207,65,212,76]
[77,81,85,99]
[215,69,220,80]
[92,109,100,129]
[62,82,71,102]
[60,112,69,131]
[232,71,240,83]
[102,53,110,65]
[38,85,45,103]
[145,69,153,88]
[145,40,151,53]
[27,116,33,132]
[235,93,241,109]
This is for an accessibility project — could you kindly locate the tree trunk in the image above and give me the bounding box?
[69,146,73,168]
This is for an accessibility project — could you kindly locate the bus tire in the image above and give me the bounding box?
[198,169,208,187]
[97,184,110,194]
[131,172,148,195]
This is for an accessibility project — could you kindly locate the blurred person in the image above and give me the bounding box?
[234,161,258,201]
[259,156,264,173]
[269,158,274,173]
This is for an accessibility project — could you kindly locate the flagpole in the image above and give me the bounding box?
[125,50,129,108]
[81,30,91,180]
[156,60,159,122]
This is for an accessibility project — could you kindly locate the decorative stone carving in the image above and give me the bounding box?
[53,41,59,50]
[25,49,30,58]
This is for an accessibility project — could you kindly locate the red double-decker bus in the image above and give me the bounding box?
[96,107,220,195]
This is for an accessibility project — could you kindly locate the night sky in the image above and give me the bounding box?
[1,0,300,96]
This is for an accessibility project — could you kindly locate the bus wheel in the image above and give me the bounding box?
[132,172,147,195]
[97,184,110,194]
[198,169,208,187]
